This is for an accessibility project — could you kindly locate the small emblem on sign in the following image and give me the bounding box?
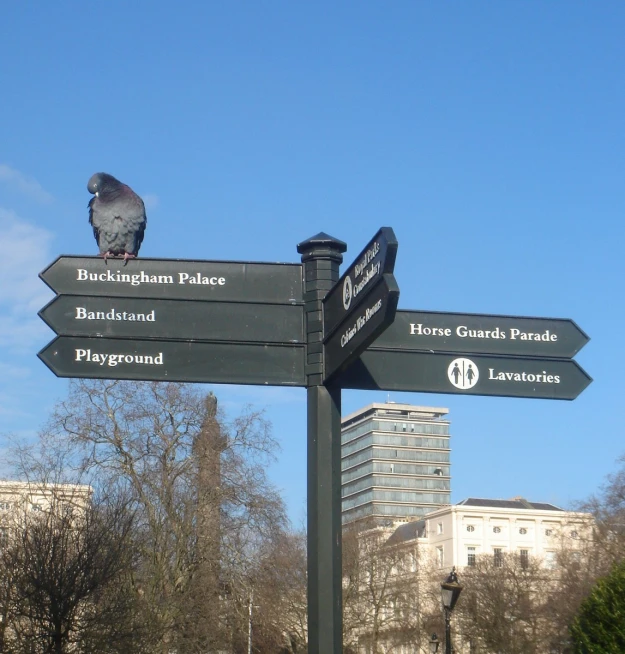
[342,275,353,310]
[448,357,479,390]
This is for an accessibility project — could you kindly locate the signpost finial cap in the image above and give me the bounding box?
[297,232,347,257]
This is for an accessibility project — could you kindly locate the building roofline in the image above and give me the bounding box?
[421,498,592,519]
[342,401,449,425]
[0,480,92,493]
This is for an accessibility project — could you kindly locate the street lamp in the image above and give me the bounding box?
[429,633,440,653]
[441,567,463,654]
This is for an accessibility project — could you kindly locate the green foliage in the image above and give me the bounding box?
[571,560,625,653]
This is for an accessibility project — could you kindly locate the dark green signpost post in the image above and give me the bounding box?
[37,228,592,654]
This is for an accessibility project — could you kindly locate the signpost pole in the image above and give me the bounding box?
[297,233,347,654]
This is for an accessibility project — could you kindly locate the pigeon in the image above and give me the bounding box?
[87,172,147,263]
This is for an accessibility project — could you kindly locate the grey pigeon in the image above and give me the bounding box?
[87,172,147,263]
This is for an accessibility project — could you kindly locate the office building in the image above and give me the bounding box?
[341,401,451,524]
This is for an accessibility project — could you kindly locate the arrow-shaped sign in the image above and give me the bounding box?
[38,336,306,387]
[371,310,589,359]
[336,350,592,400]
[39,295,304,344]
[324,274,399,381]
[323,227,398,338]
[40,256,303,304]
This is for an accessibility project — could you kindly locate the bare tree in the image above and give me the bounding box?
[248,528,308,652]
[0,488,139,654]
[47,379,286,652]
[577,454,625,570]
[455,551,559,654]
[342,521,433,654]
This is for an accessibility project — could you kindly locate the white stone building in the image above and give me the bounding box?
[418,496,590,571]
[0,479,92,541]
[349,498,592,654]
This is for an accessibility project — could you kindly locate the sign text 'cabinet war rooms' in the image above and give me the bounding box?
[38,228,591,654]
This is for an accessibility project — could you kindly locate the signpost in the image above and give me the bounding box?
[322,227,399,381]
[323,227,398,337]
[337,349,591,400]
[324,274,399,381]
[40,256,303,303]
[372,309,589,359]
[39,336,306,386]
[37,226,593,654]
[39,295,304,343]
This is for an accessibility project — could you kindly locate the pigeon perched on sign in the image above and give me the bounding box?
[87,172,147,263]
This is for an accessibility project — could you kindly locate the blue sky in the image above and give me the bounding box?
[1,2,623,524]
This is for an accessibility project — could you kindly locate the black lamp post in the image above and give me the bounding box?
[429,633,440,653]
[441,567,463,654]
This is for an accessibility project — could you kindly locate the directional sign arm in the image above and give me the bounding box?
[38,336,306,387]
[323,274,399,382]
[371,310,590,359]
[336,349,592,400]
[39,256,304,303]
[38,295,304,344]
[323,227,398,338]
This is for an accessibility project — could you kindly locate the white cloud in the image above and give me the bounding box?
[0,209,55,350]
[0,164,53,204]
[0,209,54,307]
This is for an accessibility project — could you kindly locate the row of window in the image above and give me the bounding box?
[0,501,42,512]
[435,544,558,569]
[341,432,450,457]
[342,461,450,485]
[343,447,450,471]
[342,475,450,497]
[342,488,451,511]
[463,524,578,538]
[434,522,576,538]
[466,547,557,569]
[341,419,449,444]
[342,502,434,523]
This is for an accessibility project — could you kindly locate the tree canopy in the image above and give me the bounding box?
[571,560,625,654]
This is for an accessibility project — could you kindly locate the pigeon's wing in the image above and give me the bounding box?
[117,189,147,255]
[88,197,101,247]
[134,209,147,255]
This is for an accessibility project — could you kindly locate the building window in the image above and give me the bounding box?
[437,547,444,566]
[519,527,527,535]
[545,528,553,537]
[570,530,579,539]
[493,548,503,567]
[31,504,43,512]
[0,528,8,548]
[466,525,475,533]
[467,547,476,567]
[544,551,556,569]
[493,526,501,534]
[437,522,443,535]
[0,502,11,511]
[520,549,529,569]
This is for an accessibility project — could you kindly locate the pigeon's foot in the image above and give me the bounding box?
[123,252,136,266]
[100,251,116,264]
